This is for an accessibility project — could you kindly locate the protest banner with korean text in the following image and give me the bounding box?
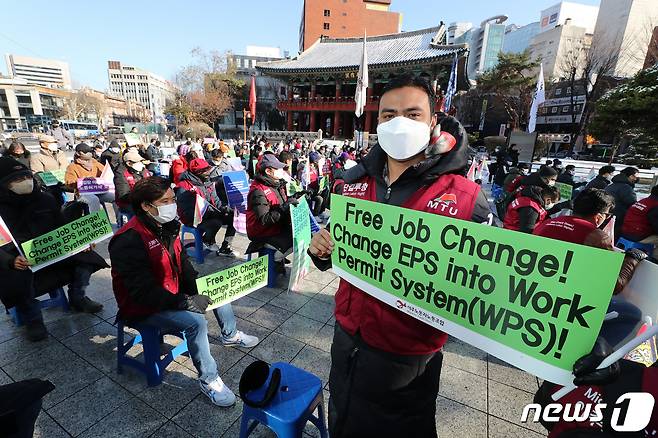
[555,182,573,201]
[196,256,268,310]
[38,170,66,186]
[21,210,114,271]
[330,195,623,385]
[289,198,312,292]
[77,177,113,195]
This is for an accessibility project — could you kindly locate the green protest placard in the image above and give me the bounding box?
[319,176,328,192]
[555,182,574,200]
[196,256,268,310]
[330,195,623,385]
[289,198,312,292]
[38,170,65,186]
[21,210,114,272]
[124,133,142,146]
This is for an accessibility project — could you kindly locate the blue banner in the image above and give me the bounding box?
[222,171,250,213]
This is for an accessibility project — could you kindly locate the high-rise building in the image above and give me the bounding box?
[461,16,508,79]
[298,0,401,52]
[107,61,177,123]
[447,22,473,45]
[644,26,658,69]
[592,0,658,77]
[4,54,72,89]
[503,22,541,54]
[530,20,592,79]
[538,2,599,35]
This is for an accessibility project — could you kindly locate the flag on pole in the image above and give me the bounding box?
[528,63,545,133]
[466,160,478,181]
[442,53,458,113]
[249,75,257,121]
[193,194,209,227]
[354,31,368,118]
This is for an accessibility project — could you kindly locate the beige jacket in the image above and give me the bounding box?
[30,149,70,173]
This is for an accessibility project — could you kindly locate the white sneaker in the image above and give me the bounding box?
[314,215,323,224]
[199,376,236,407]
[222,330,260,348]
[320,211,330,221]
[203,243,220,252]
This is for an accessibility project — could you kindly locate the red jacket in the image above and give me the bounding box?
[116,167,151,209]
[503,196,547,231]
[111,216,183,320]
[336,174,480,355]
[246,179,284,239]
[533,216,597,245]
[171,156,188,184]
[622,196,658,240]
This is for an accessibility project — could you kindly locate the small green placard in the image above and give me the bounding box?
[555,182,574,201]
[38,170,66,186]
[196,256,268,310]
[21,210,113,271]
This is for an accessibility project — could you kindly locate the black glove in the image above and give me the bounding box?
[282,198,300,209]
[179,294,211,314]
[573,337,621,386]
[293,190,310,199]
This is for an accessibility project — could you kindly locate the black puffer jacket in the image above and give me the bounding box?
[605,173,637,226]
[585,175,611,190]
[247,173,290,229]
[312,113,490,270]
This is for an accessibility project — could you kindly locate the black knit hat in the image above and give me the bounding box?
[539,166,559,178]
[0,157,32,187]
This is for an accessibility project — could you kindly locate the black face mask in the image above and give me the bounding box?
[598,214,613,230]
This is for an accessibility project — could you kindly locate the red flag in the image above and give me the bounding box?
[249,76,257,121]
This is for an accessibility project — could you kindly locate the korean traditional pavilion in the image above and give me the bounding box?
[256,25,469,138]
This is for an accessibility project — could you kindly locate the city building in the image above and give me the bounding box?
[644,26,658,68]
[538,2,599,35]
[4,54,72,89]
[447,22,473,45]
[0,75,68,130]
[456,16,508,79]
[298,0,401,52]
[221,47,288,136]
[257,25,468,138]
[503,22,541,54]
[592,0,658,77]
[107,61,177,123]
[529,20,593,80]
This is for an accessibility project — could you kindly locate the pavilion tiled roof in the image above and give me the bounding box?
[256,26,468,74]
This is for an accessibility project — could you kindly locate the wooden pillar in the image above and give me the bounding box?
[365,111,373,133]
[310,111,317,131]
[311,82,317,99]
[335,80,341,98]
[333,111,341,137]
[287,112,293,131]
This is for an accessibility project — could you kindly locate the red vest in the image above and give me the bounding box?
[533,216,597,245]
[246,180,286,239]
[111,216,183,320]
[117,168,151,208]
[621,196,658,240]
[503,196,547,231]
[336,174,481,355]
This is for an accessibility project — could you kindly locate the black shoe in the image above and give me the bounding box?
[70,296,104,313]
[283,258,291,265]
[217,242,238,257]
[26,320,47,342]
[275,260,286,275]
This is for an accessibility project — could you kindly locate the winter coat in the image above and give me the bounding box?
[64,159,105,191]
[585,175,612,190]
[175,170,224,225]
[29,149,69,173]
[605,173,637,227]
[114,164,150,209]
[0,183,107,307]
[47,126,73,149]
[2,150,31,170]
[100,149,122,171]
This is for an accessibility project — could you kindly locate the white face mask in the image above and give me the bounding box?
[274,168,291,182]
[150,202,177,224]
[47,144,59,152]
[130,162,145,172]
[110,147,120,153]
[545,202,555,210]
[547,180,556,187]
[376,116,431,161]
[9,178,33,195]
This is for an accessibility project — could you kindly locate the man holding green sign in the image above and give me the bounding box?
[0,157,107,341]
[308,75,491,438]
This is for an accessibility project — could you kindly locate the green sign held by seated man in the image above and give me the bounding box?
[555,182,574,201]
[21,210,114,272]
[330,195,624,386]
[196,255,269,311]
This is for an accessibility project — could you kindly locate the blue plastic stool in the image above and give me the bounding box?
[616,237,655,255]
[181,225,205,264]
[239,362,328,438]
[116,321,189,387]
[247,247,278,288]
[8,287,69,326]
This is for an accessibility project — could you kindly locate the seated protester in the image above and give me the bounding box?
[552,158,563,174]
[209,145,233,177]
[114,150,151,221]
[503,185,560,233]
[171,142,192,184]
[605,166,640,236]
[30,134,69,173]
[65,143,116,214]
[3,141,31,170]
[100,140,122,171]
[501,166,559,216]
[92,144,103,161]
[247,154,297,273]
[145,140,164,174]
[585,165,615,190]
[177,158,237,256]
[502,162,529,194]
[109,177,258,408]
[556,164,586,189]
[0,157,106,341]
[278,151,294,178]
[621,184,658,258]
[307,151,329,219]
[534,188,645,347]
